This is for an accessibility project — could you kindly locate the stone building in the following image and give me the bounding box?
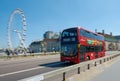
[97,30,120,51]
[42,38,60,52]
[29,38,60,53]
[29,30,60,53]
[29,40,42,53]
[44,31,59,39]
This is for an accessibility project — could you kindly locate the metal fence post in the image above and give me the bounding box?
[78,67,80,74]
[100,60,102,64]
[94,62,97,66]
[63,72,66,81]
[110,57,111,60]
[88,64,90,70]
[104,59,106,62]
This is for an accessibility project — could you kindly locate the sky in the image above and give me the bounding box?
[0,0,120,48]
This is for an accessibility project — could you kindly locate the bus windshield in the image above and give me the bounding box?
[61,44,77,57]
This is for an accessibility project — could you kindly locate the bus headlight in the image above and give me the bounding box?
[78,44,80,49]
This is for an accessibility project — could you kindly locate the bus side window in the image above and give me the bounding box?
[80,46,86,54]
[100,46,103,51]
[86,46,90,52]
[90,46,94,52]
[102,46,104,51]
[98,46,102,52]
[95,46,98,52]
[80,46,83,54]
[86,46,88,52]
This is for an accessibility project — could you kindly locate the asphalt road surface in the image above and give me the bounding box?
[0,54,73,81]
[0,51,119,81]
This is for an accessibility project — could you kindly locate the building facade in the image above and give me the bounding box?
[44,31,59,39]
[97,30,120,51]
[29,41,42,53]
[29,38,60,53]
[43,38,60,52]
[29,31,60,53]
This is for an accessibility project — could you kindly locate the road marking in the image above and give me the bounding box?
[69,77,74,81]
[0,62,66,77]
[20,75,44,81]
[0,66,45,77]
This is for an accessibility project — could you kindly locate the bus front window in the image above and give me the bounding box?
[61,44,77,57]
[62,29,77,37]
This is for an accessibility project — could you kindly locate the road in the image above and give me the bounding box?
[0,51,119,81]
[0,54,73,81]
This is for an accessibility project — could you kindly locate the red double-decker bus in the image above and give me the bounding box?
[60,27,105,63]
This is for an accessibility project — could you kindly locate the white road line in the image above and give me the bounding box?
[0,62,65,77]
[0,66,45,77]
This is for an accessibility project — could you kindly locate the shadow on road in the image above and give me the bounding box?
[39,61,74,68]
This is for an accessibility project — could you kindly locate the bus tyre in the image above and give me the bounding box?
[86,56,90,61]
[100,54,102,57]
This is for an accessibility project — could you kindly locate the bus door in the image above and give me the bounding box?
[95,46,98,58]
[80,46,86,62]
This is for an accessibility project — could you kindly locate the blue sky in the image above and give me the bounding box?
[0,0,120,48]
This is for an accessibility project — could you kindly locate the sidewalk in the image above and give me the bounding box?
[90,58,120,81]
[66,55,120,81]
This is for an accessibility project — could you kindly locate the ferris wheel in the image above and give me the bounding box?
[7,8,27,50]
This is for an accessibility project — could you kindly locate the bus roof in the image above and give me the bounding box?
[62,26,104,37]
[63,26,104,40]
[64,26,103,37]
[78,27,104,37]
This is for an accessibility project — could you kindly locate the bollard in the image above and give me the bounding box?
[78,67,80,74]
[112,56,114,59]
[110,57,111,60]
[63,72,66,81]
[94,62,97,66]
[88,64,90,70]
[100,60,102,64]
[104,59,106,62]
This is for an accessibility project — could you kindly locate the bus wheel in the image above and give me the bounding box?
[86,56,90,61]
[100,54,102,57]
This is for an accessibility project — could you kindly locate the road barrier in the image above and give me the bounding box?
[18,53,120,81]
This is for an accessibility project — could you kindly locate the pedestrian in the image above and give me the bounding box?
[5,49,10,58]
[32,50,34,56]
[14,51,18,56]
